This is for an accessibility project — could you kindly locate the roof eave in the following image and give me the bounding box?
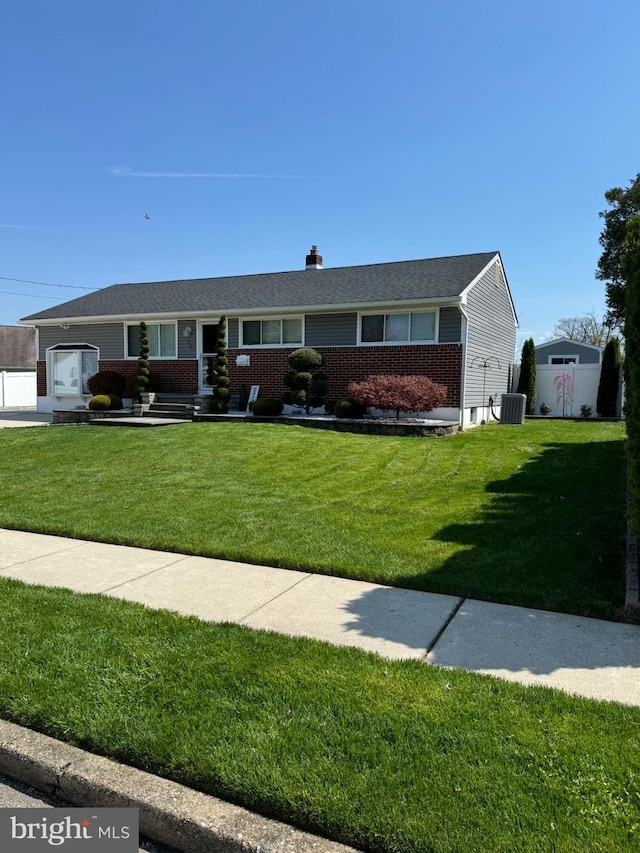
[21,295,464,326]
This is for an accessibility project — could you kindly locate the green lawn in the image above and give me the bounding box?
[0,419,626,617]
[0,578,637,853]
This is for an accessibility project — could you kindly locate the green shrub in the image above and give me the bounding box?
[288,348,323,372]
[293,371,313,388]
[251,397,284,416]
[88,395,111,411]
[86,371,127,398]
[334,399,367,419]
[133,321,150,401]
[208,315,230,414]
[283,348,328,414]
[324,399,337,415]
[108,395,123,410]
[517,338,537,415]
[313,378,328,397]
[597,337,622,417]
[580,404,593,418]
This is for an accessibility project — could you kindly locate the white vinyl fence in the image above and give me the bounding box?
[511,363,612,417]
[534,364,601,417]
[0,371,37,408]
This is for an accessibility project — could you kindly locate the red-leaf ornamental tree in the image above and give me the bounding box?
[348,374,447,419]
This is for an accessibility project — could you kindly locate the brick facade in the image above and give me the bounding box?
[227,344,462,406]
[37,362,46,396]
[39,347,462,407]
[98,360,200,394]
[38,359,200,397]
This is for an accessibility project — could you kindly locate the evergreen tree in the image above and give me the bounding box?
[596,337,622,417]
[623,216,640,535]
[516,338,536,415]
[597,173,640,327]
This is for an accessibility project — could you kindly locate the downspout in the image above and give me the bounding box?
[459,297,470,429]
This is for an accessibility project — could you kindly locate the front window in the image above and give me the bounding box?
[48,346,98,395]
[360,311,436,344]
[126,323,176,358]
[241,317,303,346]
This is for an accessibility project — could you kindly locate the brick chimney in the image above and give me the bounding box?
[305,245,323,269]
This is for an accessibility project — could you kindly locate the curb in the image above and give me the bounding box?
[0,720,359,853]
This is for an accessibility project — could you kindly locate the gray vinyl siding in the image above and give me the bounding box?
[438,307,462,343]
[464,263,517,408]
[305,313,357,347]
[227,318,239,348]
[37,323,125,361]
[535,341,601,365]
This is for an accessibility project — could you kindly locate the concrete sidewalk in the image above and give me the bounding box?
[1,527,639,706]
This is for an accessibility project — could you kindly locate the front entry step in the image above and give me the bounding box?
[147,403,192,419]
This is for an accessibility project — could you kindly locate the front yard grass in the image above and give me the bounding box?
[0,578,638,853]
[0,419,626,617]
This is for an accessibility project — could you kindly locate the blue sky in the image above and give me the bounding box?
[2,0,639,349]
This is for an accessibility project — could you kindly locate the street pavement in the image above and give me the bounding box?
[0,409,51,427]
[0,774,176,852]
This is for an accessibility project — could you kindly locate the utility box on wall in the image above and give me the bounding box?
[500,393,526,424]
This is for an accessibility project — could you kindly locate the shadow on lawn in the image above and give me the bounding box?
[340,438,633,673]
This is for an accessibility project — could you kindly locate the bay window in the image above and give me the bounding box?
[48,345,99,395]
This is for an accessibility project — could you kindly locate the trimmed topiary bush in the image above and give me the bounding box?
[86,371,127,398]
[108,394,123,410]
[282,348,327,414]
[288,348,323,372]
[88,395,111,411]
[334,399,367,419]
[251,397,284,416]
[206,315,230,413]
[133,321,150,401]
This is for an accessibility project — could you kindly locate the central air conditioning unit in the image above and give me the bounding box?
[500,393,527,424]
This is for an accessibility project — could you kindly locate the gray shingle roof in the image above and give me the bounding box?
[21,252,498,322]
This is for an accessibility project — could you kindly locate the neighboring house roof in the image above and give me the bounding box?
[0,325,36,368]
[21,251,500,322]
[537,338,604,352]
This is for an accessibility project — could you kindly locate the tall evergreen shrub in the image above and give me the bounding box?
[623,217,640,535]
[133,321,150,401]
[516,338,536,415]
[596,337,622,417]
[206,315,230,413]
